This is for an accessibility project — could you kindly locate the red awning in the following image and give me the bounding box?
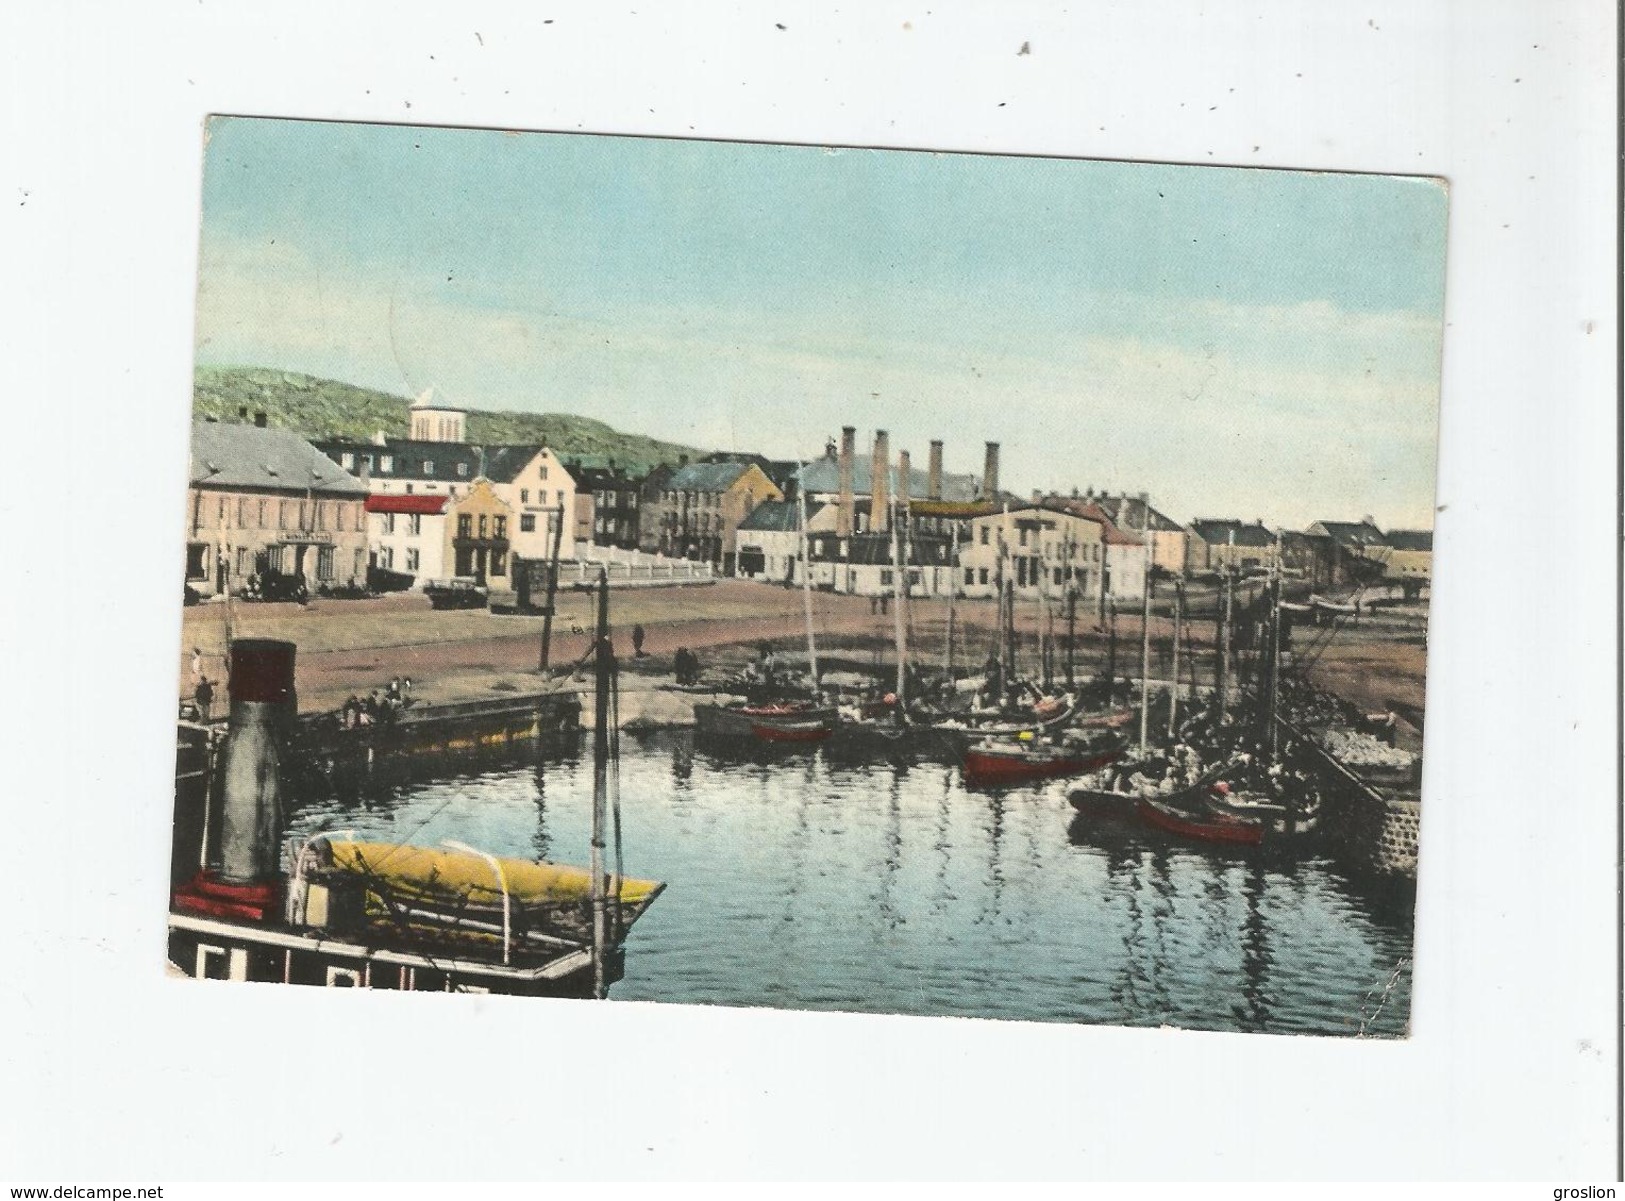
[365,494,449,515]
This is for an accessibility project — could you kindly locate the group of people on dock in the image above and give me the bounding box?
[337,677,414,729]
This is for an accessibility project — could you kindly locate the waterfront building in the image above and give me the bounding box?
[955,503,1110,601]
[651,461,784,574]
[1380,529,1433,594]
[1184,518,1281,576]
[444,479,515,585]
[635,462,680,554]
[365,493,449,586]
[1298,519,1392,589]
[568,462,642,550]
[735,499,828,583]
[1089,492,1188,577]
[186,419,369,597]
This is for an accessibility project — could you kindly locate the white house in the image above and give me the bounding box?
[365,493,449,585]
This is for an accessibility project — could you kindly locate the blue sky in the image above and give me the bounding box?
[195,116,1447,528]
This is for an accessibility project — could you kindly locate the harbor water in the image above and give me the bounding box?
[286,730,1415,1036]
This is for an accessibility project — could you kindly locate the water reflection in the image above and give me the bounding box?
[280,728,1414,1036]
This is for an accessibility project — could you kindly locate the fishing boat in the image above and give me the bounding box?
[693,700,838,744]
[1136,794,1264,846]
[1201,783,1320,836]
[962,727,1121,788]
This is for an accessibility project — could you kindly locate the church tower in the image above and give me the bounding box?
[409,387,467,443]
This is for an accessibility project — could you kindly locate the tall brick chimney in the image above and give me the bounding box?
[897,448,911,509]
[927,440,943,501]
[837,426,855,538]
[982,442,1001,501]
[871,430,891,534]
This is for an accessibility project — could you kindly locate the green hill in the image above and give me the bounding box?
[192,366,708,475]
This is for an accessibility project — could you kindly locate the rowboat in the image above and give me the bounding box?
[1135,795,1264,846]
[962,731,1121,789]
[693,701,838,744]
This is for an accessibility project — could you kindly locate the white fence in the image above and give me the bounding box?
[566,542,716,583]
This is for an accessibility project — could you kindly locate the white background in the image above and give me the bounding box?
[1,0,1617,1182]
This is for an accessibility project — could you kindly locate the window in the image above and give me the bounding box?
[325,966,361,988]
[456,462,469,478]
[492,550,507,577]
[405,484,414,494]
[422,460,434,474]
[236,498,246,526]
[457,515,472,539]
[336,505,345,532]
[880,569,894,586]
[979,527,989,545]
[978,567,989,585]
[382,513,395,535]
[521,488,530,504]
[236,547,248,575]
[405,548,420,572]
[279,502,290,530]
[1018,527,1028,547]
[478,514,488,539]
[257,500,266,527]
[408,514,422,536]
[314,501,325,530]
[317,546,335,581]
[380,546,394,569]
[341,452,356,470]
[354,549,366,579]
[539,466,549,481]
[379,455,393,473]
[185,543,208,581]
[964,567,975,587]
[494,516,506,539]
[520,514,536,533]
[1054,568,1064,587]
[556,490,565,506]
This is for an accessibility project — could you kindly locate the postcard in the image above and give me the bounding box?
[171,116,1445,1037]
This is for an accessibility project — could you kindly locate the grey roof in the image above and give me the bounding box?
[1188,519,1277,549]
[1093,494,1183,533]
[193,422,367,495]
[1384,529,1433,552]
[795,454,981,503]
[312,438,544,485]
[666,461,757,492]
[738,500,826,533]
[1312,520,1390,548]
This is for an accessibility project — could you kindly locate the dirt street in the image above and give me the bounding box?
[178,579,1428,720]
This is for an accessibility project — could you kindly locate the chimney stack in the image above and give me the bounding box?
[897,448,911,510]
[837,426,856,538]
[871,430,891,534]
[982,442,1001,501]
[927,440,944,500]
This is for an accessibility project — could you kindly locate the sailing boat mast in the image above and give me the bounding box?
[1138,518,1153,756]
[946,518,959,680]
[1168,576,1183,737]
[589,568,611,1000]
[798,478,819,688]
[891,495,907,705]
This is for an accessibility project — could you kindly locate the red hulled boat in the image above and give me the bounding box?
[1135,795,1264,846]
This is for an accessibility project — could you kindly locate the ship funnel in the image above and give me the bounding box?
[217,639,295,886]
[174,638,296,922]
